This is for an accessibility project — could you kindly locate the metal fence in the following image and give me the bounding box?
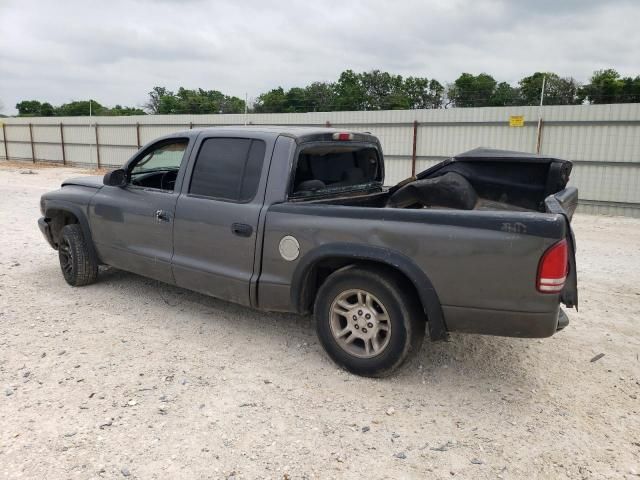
[1,103,639,217]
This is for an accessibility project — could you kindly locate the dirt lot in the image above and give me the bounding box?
[0,163,639,480]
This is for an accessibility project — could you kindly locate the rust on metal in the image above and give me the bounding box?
[94,124,101,169]
[28,123,35,163]
[536,118,544,154]
[411,120,418,176]
[59,123,66,165]
[1,123,8,160]
[136,122,141,148]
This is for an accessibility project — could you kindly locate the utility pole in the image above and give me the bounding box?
[536,75,546,154]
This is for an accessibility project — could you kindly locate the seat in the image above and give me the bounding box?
[297,179,326,192]
[387,172,478,210]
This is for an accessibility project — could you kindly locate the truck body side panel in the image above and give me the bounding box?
[258,204,567,337]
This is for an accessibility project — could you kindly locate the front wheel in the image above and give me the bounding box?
[314,266,425,377]
[58,224,98,286]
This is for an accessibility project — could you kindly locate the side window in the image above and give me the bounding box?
[291,145,382,196]
[129,140,188,191]
[189,138,266,202]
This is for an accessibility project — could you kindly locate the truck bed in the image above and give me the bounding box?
[260,147,578,339]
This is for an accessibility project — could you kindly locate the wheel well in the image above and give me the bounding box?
[46,209,80,246]
[301,258,425,320]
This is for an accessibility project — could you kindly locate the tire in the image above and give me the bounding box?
[58,224,98,286]
[314,266,425,377]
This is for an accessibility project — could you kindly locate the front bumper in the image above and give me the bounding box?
[38,217,56,249]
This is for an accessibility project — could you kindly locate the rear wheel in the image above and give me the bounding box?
[58,224,98,286]
[314,266,425,377]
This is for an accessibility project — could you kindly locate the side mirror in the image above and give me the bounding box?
[103,169,127,187]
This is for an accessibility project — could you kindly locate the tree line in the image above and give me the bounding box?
[14,99,145,117]
[13,68,640,117]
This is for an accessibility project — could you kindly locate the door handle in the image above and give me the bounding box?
[155,209,171,222]
[231,223,253,237]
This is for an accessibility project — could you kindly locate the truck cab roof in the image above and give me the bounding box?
[164,125,380,144]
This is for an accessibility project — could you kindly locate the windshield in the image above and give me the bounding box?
[291,144,382,197]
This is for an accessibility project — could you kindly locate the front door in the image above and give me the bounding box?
[89,138,190,284]
[172,135,269,306]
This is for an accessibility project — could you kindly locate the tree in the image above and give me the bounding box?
[219,95,245,114]
[577,69,640,104]
[334,70,368,111]
[620,75,640,103]
[16,100,44,116]
[16,100,57,116]
[55,100,108,116]
[488,82,521,106]
[519,72,579,106]
[153,87,245,114]
[303,82,337,112]
[253,71,447,113]
[144,86,169,114]
[13,68,640,120]
[253,87,288,113]
[403,77,444,109]
[40,102,55,116]
[284,87,307,112]
[16,99,146,116]
[156,92,179,114]
[357,70,407,110]
[108,105,146,116]
[447,73,497,107]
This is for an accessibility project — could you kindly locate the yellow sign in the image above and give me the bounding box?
[509,115,525,127]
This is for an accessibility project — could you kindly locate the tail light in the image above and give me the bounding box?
[332,132,353,141]
[537,239,568,293]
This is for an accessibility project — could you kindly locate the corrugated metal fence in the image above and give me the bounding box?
[1,103,639,217]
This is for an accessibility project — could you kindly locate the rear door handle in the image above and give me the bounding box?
[231,223,253,237]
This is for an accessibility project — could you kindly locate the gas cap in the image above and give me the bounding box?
[278,235,300,261]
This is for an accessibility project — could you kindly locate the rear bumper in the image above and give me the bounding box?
[38,217,56,249]
[443,305,569,338]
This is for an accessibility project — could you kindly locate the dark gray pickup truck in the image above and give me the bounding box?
[38,126,578,376]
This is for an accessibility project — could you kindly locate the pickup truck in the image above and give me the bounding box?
[38,126,578,376]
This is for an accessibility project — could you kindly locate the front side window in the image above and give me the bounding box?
[130,140,188,191]
[189,138,266,202]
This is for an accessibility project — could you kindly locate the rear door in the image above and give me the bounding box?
[171,133,273,306]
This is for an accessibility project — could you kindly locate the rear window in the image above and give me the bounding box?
[189,138,266,202]
[291,144,382,197]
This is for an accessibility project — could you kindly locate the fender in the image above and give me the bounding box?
[291,242,448,341]
[44,199,100,262]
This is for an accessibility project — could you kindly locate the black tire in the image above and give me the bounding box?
[314,266,425,377]
[58,224,98,286]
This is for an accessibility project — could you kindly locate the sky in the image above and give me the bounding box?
[1,0,639,114]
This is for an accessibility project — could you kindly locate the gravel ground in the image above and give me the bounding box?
[0,164,639,480]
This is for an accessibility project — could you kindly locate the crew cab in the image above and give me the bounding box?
[38,127,578,376]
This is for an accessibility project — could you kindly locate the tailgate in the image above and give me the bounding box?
[545,186,578,309]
